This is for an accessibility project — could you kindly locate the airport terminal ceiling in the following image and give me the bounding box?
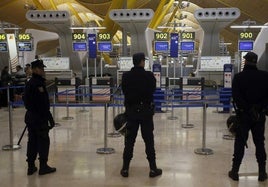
[0,0,268,57]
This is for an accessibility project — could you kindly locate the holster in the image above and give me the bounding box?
[126,102,155,118]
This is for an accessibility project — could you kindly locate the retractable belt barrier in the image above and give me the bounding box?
[1,84,233,156]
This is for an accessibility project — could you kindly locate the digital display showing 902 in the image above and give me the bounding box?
[154,32,169,41]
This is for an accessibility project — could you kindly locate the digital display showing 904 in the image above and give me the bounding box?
[72,33,87,41]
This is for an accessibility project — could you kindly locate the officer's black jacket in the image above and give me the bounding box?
[232,64,268,110]
[122,66,156,106]
[24,73,51,125]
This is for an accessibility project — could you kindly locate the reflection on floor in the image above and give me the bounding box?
[0,106,267,187]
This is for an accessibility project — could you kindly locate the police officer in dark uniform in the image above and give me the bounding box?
[120,52,162,178]
[24,59,56,175]
[229,52,268,181]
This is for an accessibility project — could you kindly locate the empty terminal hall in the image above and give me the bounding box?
[0,0,268,187]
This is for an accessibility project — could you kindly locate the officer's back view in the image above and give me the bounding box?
[229,52,268,181]
[120,52,162,178]
[24,59,56,175]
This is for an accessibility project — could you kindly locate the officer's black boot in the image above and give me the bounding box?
[27,162,37,175]
[228,164,240,181]
[149,160,162,178]
[120,159,130,177]
[39,160,56,175]
[258,163,268,181]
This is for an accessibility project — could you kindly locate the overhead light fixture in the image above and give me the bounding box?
[158,26,192,29]
[219,42,232,45]
[2,27,21,30]
[70,26,106,30]
[230,25,268,29]
[230,19,268,29]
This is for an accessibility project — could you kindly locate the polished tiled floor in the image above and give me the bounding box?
[0,105,267,187]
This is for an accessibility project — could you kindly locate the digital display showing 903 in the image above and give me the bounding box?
[97,33,111,41]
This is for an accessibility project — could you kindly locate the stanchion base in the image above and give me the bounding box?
[96,147,115,154]
[107,132,121,138]
[79,109,88,113]
[167,116,178,120]
[194,148,213,155]
[55,122,61,127]
[223,134,235,140]
[181,124,194,128]
[2,144,21,151]
[62,116,74,120]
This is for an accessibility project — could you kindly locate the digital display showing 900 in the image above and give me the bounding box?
[239,32,253,40]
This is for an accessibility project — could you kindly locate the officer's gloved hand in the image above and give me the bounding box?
[48,111,55,129]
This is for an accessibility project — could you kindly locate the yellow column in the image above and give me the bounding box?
[149,0,169,29]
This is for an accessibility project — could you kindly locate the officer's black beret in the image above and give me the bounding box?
[31,59,46,68]
[243,52,258,63]
[133,52,147,66]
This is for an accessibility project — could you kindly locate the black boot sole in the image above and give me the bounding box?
[27,167,38,175]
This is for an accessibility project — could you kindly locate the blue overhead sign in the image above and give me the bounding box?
[154,41,169,52]
[180,41,195,51]
[98,42,112,52]
[88,34,97,58]
[170,33,179,57]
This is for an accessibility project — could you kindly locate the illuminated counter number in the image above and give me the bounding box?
[18,33,32,41]
[239,32,253,40]
[97,33,111,41]
[181,32,195,40]
[0,33,7,41]
[72,33,86,41]
[154,32,169,41]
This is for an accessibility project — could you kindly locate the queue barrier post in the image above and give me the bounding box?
[52,92,61,126]
[194,102,213,155]
[97,103,115,154]
[167,88,178,120]
[2,85,21,151]
[62,89,74,120]
[181,93,194,128]
[79,85,88,113]
[108,90,121,137]
[222,100,235,140]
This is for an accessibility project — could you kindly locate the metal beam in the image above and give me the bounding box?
[67,2,85,26]
[49,0,58,10]
[32,0,45,10]
[149,0,169,29]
